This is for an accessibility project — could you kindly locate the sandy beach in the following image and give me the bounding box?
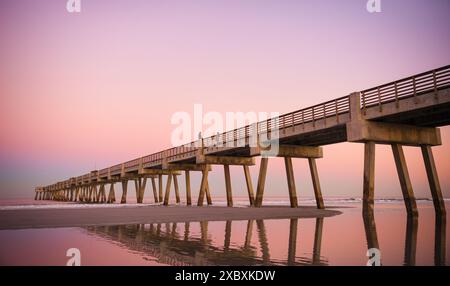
[0,205,341,230]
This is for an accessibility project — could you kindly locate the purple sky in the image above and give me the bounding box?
[0,0,449,200]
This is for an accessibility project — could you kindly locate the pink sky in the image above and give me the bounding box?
[0,0,449,200]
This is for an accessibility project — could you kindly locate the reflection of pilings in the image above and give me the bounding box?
[171,222,178,240]
[244,220,254,249]
[313,217,324,265]
[224,220,232,252]
[156,223,161,236]
[287,218,298,265]
[87,217,329,266]
[403,215,418,266]
[256,220,270,264]
[184,222,190,241]
[200,221,209,250]
[363,210,379,250]
[435,215,446,266]
[422,146,446,216]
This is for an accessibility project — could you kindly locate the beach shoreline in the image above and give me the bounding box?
[0,205,342,230]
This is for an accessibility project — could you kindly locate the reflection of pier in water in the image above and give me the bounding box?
[363,212,446,266]
[86,218,327,266]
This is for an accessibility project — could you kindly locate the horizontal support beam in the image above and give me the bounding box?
[138,169,182,176]
[163,163,212,172]
[346,120,441,146]
[250,145,323,158]
[196,155,255,165]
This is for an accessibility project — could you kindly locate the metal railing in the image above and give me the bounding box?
[361,65,450,113]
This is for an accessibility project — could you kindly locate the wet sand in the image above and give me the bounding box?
[0,205,341,230]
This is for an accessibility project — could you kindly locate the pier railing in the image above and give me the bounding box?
[52,65,450,188]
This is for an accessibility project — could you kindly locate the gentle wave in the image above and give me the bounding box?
[0,197,443,211]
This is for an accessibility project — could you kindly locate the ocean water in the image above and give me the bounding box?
[0,199,448,266]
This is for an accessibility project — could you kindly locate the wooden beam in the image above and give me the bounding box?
[391,144,418,216]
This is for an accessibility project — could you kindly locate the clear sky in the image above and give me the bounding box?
[1,0,449,200]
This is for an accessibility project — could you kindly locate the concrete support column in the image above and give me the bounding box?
[174,175,180,204]
[108,183,116,203]
[363,142,376,216]
[137,178,147,204]
[197,166,209,206]
[205,180,212,205]
[158,174,163,203]
[308,158,325,209]
[100,184,106,203]
[121,180,128,204]
[224,165,233,207]
[243,166,255,206]
[185,171,192,206]
[134,179,139,203]
[284,157,298,208]
[391,144,418,216]
[255,157,269,207]
[34,192,38,201]
[421,146,446,216]
[75,187,80,202]
[163,173,173,206]
[151,177,158,203]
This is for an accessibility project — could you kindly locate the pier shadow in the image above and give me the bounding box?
[85,217,328,266]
